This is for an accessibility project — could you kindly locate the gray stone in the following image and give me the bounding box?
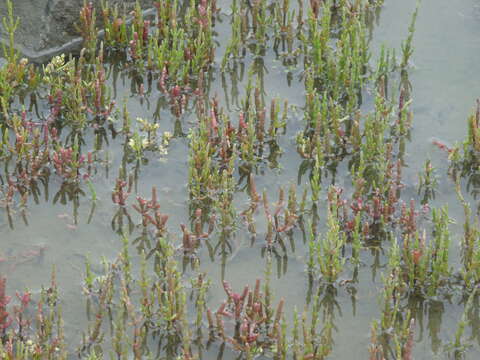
[0,0,156,63]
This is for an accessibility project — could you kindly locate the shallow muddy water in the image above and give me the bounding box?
[2,0,480,359]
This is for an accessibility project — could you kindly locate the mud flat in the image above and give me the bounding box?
[0,0,155,62]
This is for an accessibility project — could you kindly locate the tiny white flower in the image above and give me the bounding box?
[163,131,173,140]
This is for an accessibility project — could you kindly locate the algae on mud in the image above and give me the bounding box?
[1,0,480,359]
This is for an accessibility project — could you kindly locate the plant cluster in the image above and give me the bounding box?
[2,0,480,359]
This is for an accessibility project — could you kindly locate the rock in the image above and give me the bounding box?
[0,0,156,63]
